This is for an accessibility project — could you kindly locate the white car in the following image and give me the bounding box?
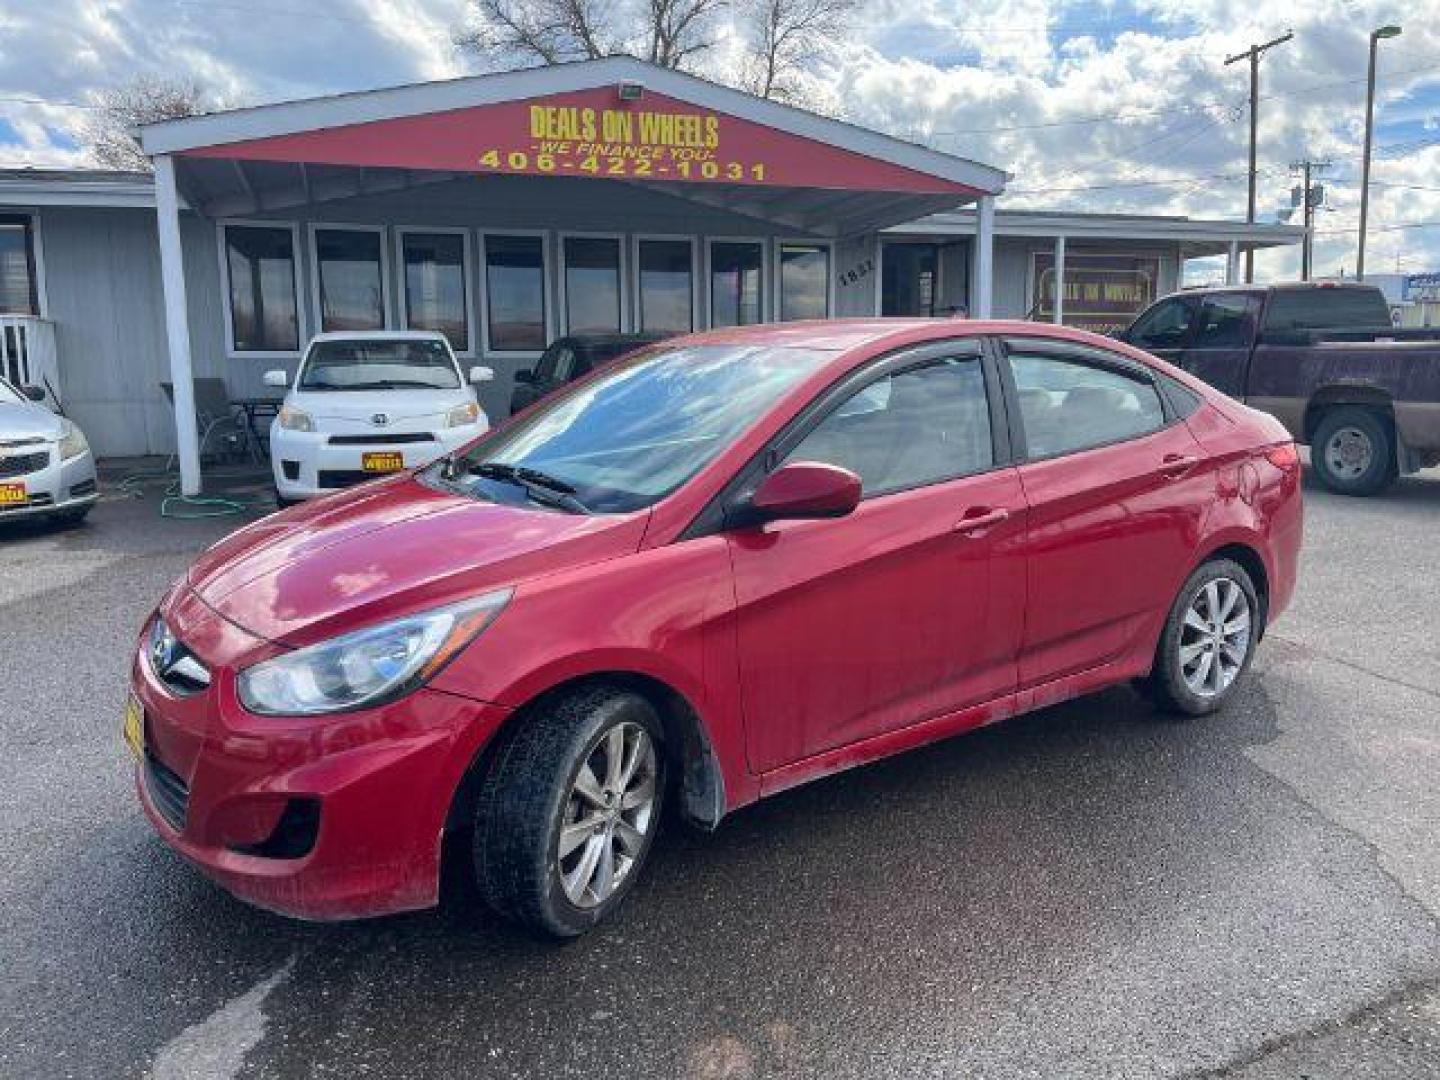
[267,331,492,503]
[0,377,98,525]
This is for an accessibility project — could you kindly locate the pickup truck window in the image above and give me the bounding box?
[1128,297,1195,351]
[1262,287,1392,332]
[1192,293,1262,349]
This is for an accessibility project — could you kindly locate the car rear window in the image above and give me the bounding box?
[1262,288,1392,332]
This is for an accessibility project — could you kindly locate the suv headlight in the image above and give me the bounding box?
[446,401,481,428]
[278,405,314,432]
[237,589,511,716]
[59,420,89,461]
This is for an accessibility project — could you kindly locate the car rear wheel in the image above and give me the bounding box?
[1139,558,1260,717]
[1311,407,1395,496]
[472,687,665,937]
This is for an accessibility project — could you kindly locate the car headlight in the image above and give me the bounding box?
[278,405,314,432]
[236,589,512,716]
[446,401,481,428]
[59,420,89,461]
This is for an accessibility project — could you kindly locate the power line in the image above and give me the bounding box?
[1316,219,1440,235]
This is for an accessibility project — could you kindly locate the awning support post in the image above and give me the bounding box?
[1225,241,1241,286]
[1053,235,1066,324]
[973,195,995,319]
[154,154,202,496]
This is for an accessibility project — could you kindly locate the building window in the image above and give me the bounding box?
[484,234,547,352]
[779,243,830,321]
[313,227,386,332]
[401,231,470,353]
[882,242,940,317]
[0,215,39,315]
[636,238,693,334]
[563,236,622,335]
[709,241,763,327]
[224,224,300,353]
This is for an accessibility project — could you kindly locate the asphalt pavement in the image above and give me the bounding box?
[2,467,1438,1079]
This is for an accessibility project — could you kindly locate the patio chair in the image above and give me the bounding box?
[160,379,258,467]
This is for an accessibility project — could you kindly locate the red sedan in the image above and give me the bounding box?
[126,320,1302,935]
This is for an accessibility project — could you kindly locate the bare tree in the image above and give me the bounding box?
[456,0,728,70]
[83,75,210,172]
[742,0,857,102]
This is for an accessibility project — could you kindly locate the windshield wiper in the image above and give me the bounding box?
[470,462,589,513]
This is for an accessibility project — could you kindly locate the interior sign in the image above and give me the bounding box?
[479,104,768,182]
[1031,252,1162,333]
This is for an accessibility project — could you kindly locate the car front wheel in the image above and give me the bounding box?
[473,687,665,937]
[1139,558,1260,717]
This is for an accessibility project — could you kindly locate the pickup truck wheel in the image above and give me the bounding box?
[1312,407,1395,496]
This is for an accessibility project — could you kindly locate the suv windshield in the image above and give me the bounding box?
[438,343,831,513]
[299,339,460,391]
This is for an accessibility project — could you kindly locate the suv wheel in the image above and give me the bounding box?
[473,687,665,937]
[1312,406,1395,496]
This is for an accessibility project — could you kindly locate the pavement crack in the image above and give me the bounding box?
[1269,632,1440,703]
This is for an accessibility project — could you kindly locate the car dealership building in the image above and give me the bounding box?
[0,57,1301,491]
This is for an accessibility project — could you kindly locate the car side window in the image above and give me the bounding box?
[782,354,993,497]
[1191,293,1262,349]
[1128,297,1195,351]
[1007,350,1166,459]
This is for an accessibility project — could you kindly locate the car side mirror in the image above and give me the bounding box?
[738,462,862,526]
[262,369,289,388]
[20,385,46,402]
[469,365,495,384]
[514,369,535,385]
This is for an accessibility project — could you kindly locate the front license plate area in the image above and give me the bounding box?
[122,694,144,759]
[362,452,404,473]
[0,481,26,505]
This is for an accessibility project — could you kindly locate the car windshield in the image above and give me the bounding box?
[0,378,22,405]
[299,339,460,391]
[437,343,831,513]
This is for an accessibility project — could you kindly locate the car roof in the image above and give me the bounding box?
[308,330,449,343]
[1173,282,1382,296]
[671,317,1124,355]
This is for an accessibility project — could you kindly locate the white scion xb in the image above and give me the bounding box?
[267,331,492,503]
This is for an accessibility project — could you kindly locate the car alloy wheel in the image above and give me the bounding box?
[1322,425,1374,483]
[556,721,659,909]
[1178,577,1252,698]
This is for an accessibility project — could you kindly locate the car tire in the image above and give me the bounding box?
[473,687,666,938]
[1139,558,1261,718]
[54,507,91,527]
[273,487,299,509]
[1311,406,1395,496]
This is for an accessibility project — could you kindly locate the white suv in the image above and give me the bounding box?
[267,331,492,503]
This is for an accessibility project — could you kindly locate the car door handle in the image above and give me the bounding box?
[1159,453,1199,479]
[953,507,1010,535]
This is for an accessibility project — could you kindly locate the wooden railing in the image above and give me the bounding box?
[0,314,61,408]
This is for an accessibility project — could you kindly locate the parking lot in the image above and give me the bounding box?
[2,466,1438,1080]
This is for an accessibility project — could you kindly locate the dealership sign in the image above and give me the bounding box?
[1031,252,1162,333]
[185,88,977,195]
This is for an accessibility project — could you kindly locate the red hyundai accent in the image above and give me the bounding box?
[126,320,1302,936]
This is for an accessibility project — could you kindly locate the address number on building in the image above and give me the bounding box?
[478,149,768,182]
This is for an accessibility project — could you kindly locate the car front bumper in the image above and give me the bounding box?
[0,445,98,520]
[270,424,485,500]
[128,604,512,920]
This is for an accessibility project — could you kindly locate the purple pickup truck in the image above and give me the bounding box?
[1119,282,1440,495]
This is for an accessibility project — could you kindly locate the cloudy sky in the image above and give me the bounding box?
[2,0,1437,281]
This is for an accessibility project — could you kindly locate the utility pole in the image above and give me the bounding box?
[1289,159,1330,280]
[1225,30,1294,283]
[1358,24,1403,280]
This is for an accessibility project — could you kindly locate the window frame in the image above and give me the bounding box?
[704,236,769,328]
[394,226,476,358]
[631,233,699,335]
[774,238,836,322]
[558,230,628,337]
[0,212,45,317]
[307,222,393,336]
[217,219,307,359]
[993,336,1180,464]
[680,336,1010,539]
[479,228,553,359]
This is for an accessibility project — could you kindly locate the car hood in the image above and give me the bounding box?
[0,399,63,442]
[185,476,649,645]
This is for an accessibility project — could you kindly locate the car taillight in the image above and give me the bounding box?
[1264,442,1300,473]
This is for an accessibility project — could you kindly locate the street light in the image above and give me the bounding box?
[1358,24,1402,280]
